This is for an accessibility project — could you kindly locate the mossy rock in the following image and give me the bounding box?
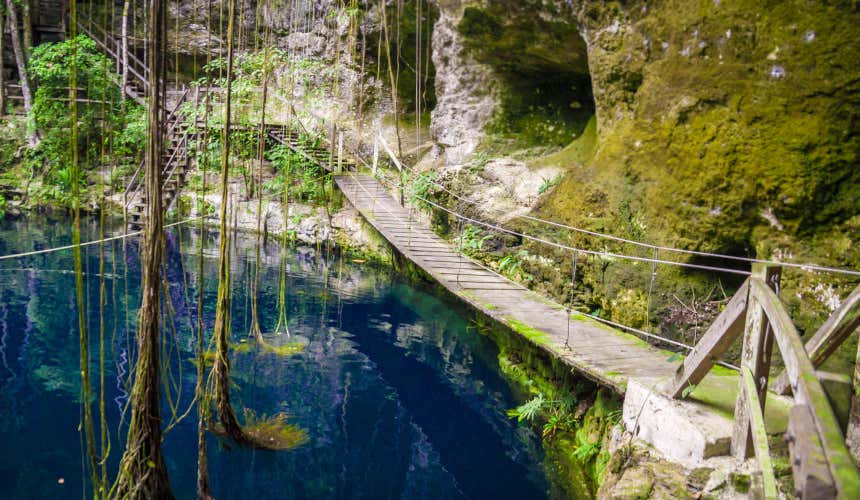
[609,467,655,500]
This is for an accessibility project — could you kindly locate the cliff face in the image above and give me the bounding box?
[166,0,858,320]
[433,0,859,257]
[558,1,858,262]
[426,0,859,329]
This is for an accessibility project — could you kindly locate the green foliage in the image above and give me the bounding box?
[469,151,489,174]
[507,393,544,423]
[497,249,534,282]
[539,174,563,195]
[265,141,330,205]
[507,391,578,440]
[407,171,437,211]
[24,35,143,206]
[456,224,492,256]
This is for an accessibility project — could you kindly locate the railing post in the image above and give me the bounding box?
[372,139,379,176]
[732,263,782,459]
[337,131,344,174]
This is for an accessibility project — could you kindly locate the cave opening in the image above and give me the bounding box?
[365,0,440,125]
[458,4,596,150]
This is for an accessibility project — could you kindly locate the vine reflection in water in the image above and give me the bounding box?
[0,215,549,499]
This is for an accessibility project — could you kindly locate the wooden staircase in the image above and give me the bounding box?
[74,10,199,227]
[124,89,198,227]
[267,126,358,173]
[77,12,150,106]
[77,9,363,227]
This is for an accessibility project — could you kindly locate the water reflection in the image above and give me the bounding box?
[0,215,548,499]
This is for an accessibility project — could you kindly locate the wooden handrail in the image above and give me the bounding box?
[751,278,860,497]
[670,279,749,397]
[741,366,777,499]
[123,90,192,210]
[123,158,145,201]
[772,285,860,394]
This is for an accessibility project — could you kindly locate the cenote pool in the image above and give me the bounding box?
[0,216,565,499]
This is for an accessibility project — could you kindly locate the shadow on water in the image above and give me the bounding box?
[0,215,550,499]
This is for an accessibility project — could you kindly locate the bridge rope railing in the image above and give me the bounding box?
[353,128,860,499]
[0,215,217,262]
[362,164,740,361]
[376,146,860,277]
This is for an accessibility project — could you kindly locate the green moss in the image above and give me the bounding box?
[504,317,551,346]
[530,115,598,169]
[685,370,791,433]
[458,2,596,152]
[537,0,860,353]
[456,289,498,310]
[730,472,751,494]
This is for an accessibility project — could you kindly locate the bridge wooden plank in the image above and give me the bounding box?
[335,174,680,394]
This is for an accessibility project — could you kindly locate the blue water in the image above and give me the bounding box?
[0,216,549,499]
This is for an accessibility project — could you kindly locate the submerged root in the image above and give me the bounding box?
[257,333,308,357]
[211,409,308,451]
[260,340,306,357]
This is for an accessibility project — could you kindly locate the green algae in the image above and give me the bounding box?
[476,316,622,498]
[504,317,551,346]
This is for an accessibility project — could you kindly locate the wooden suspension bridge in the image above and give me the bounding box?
[17,9,860,498]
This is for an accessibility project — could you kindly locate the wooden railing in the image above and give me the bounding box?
[671,263,860,498]
[77,12,150,103]
[123,88,192,210]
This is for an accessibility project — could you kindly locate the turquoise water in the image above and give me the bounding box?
[0,216,549,499]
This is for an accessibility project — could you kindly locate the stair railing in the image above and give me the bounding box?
[123,89,192,211]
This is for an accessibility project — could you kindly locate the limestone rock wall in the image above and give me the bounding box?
[425,0,860,333]
[429,0,498,166]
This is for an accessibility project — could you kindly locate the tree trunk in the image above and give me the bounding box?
[121,0,129,95]
[5,0,35,145]
[114,0,174,496]
[1,8,6,117]
[211,0,248,445]
[21,0,31,61]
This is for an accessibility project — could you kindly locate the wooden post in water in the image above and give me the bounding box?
[732,263,781,459]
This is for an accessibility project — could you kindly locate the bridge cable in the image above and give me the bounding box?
[365,170,740,369]
[374,148,860,277]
